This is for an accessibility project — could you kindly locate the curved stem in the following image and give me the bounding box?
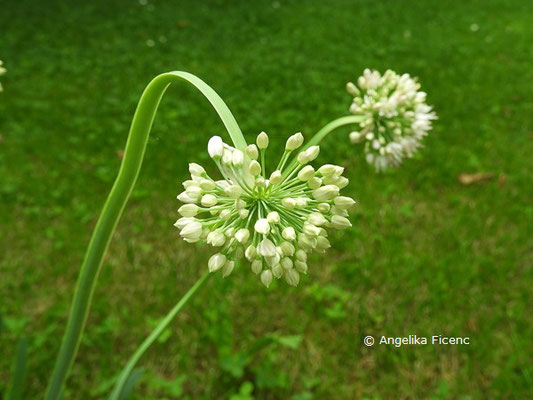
[45,72,246,400]
[109,271,211,400]
[286,115,367,172]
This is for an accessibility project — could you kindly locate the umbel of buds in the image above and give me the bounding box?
[0,60,6,92]
[175,132,356,287]
[347,69,437,171]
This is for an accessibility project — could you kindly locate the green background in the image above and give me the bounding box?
[1,0,532,398]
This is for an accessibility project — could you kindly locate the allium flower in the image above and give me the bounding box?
[0,60,6,92]
[175,132,355,287]
[346,69,437,171]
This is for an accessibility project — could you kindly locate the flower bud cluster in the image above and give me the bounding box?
[347,69,437,171]
[175,132,356,287]
[0,60,6,92]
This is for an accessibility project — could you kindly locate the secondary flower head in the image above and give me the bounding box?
[175,132,355,287]
[347,69,437,171]
[0,60,6,92]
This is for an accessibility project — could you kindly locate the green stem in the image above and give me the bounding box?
[108,272,211,400]
[45,71,246,400]
[286,115,367,172]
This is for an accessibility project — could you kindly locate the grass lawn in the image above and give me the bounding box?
[1,0,532,398]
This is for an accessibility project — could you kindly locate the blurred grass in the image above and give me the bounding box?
[1,0,532,399]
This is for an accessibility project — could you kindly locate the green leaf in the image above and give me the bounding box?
[118,368,144,400]
[273,335,303,349]
[7,338,28,400]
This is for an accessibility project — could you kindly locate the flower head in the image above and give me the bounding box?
[175,133,355,287]
[0,60,6,92]
[347,69,437,171]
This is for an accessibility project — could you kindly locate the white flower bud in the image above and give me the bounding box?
[297,165,315,181]
[222,148,233,165]
[201,194,217,207]
[267,211,280,224]
[295,250,307,262]
[317,203,331,213]
[225,185,243,199]
[182,180,197,189]
[255,177,266,187]
[246,144,259,160]
[272,264,283,279]
[251,259,263,275]
[254,218,270,234]
[180,221,202,241]
[298,234,317,251]
[346,82,360,96]
[207,230,226,247]
[208,253,226,272]
[225,227,236,237]
[245,245,256,261]
[294,197,308,208]
[249,160,261,176]
[199,179,216,191]
[281,257,293,270]
[285,132,304,150]
[234,245,244,259]
[308,212,327,226]
[280,241,295,256]
[295,260,308,274]
[317,164,336,177]
[303,223,321,236]
[257,238,276,257]
[220,209,231,220]
[239,209,250,219]
[185,186,202,199]
[235,228,250,244]
[216,180,230,190]
[222,260,235,278]
[307,177,322,189]
[208,136,224,159]
[330,215,352,229]
[235,199,246,210]
[189,163,206,177]
[265,252,281,267]
[312,185,339,201]
[334,196,356,210]
[269,170,282,184]
[349,131,363,143]
[232,149,244,167]
[260,269,273,287]
[282,226,296,241]
[297,151,309,164]
[281,198,296,209]
[316,236,331,252]
[174,217,195,230]
[177,191,197,204]
[285,269,300,286]
[304,145,320,162]
[256,131,269,149]
[335,176,349,189]
[333,166,344,176]
[178,204,199,217]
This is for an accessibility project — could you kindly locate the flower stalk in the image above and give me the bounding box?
[45,71,247,400]
[108,271,211,400]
